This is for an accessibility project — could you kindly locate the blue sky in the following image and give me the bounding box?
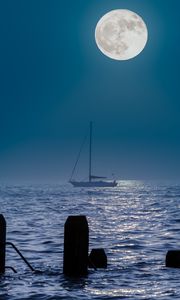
[0,0,180,182]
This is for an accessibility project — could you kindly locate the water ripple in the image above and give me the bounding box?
[0,181,180,299]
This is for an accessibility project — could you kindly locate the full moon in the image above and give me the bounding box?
[95,9,148,60]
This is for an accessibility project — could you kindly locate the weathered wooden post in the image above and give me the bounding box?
[166,250,180,268]
[89,248,107,269]
[63,215,89,277]
[0,214,6,274]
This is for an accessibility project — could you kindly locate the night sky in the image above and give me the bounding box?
[0,0,180,182]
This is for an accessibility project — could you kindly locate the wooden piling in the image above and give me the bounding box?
[63,215,89,277]
[88,248,107,268]
[166,250,180,268]
[0,214,6,274]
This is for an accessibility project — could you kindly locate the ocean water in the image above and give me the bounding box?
[0,180,180,300]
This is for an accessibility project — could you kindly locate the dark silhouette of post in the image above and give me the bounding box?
[89,248,107,268]
[0,214,6,274]
[63,215,89,277]
[166,250,180,268]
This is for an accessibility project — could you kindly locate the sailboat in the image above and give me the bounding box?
[69,122,118,188]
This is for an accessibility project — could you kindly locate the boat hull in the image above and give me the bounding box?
[69,180,118,188]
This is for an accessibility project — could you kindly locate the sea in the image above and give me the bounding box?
[0,180,180,300]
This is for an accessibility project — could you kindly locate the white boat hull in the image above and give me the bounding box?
[70,180,118,188]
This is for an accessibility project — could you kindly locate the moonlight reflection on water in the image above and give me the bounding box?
[0,181,179,299]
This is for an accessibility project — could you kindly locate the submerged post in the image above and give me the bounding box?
[63,215,89,277]
[89,248,107,269]
[166,250,180,268]
[0,214,6,274]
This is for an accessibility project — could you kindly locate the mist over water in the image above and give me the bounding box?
[0,180,180,300]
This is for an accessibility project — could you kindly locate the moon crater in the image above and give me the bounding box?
[95,9,148,60]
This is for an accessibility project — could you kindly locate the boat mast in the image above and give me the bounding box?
[89,121,92,182]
